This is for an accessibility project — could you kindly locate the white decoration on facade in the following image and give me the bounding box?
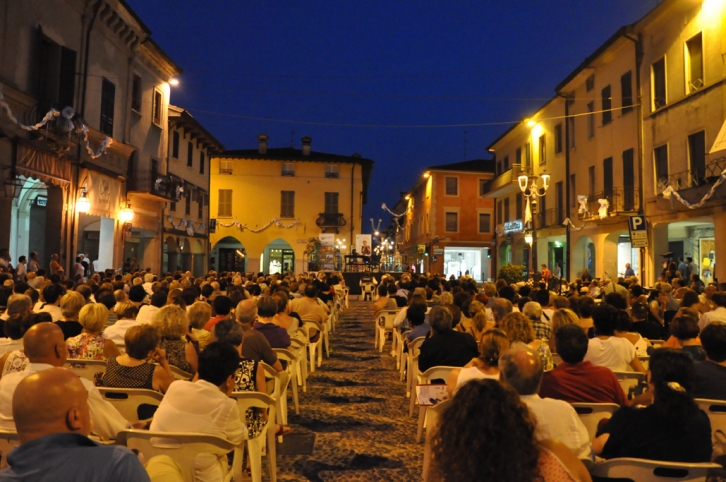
[598,198,609,218]
[216,218,301,233]
[577,195,589,215]
[662,173,726,209]
[381,203,408,218]
[562,217,586,231]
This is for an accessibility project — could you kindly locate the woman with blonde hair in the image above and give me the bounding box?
[499,312,554,371]
[151,305,198,374]
[187,301,212,350]
[67,304,120,360]
[447,329,510,397]
[548,308,580,353]
[54,291,85,340]
[456,300,491,342]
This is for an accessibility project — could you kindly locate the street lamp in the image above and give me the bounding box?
[76,190,91,214]
[518,173,550,272]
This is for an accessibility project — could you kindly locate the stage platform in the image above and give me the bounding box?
[342,271,402,295]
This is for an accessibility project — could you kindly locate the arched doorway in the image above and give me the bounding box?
[604,230,635,279]
[192,240,205,277]
[9,178,48,267]
[164,236,179,274]
[513,237,529,272]
[212,236,246,273]
[263,238,294,275]
[497,241,511,272]
[180,238,192,272]
[573,235,595,278]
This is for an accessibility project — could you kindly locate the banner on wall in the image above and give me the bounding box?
[319,233,335,248]
[355,234,372,256]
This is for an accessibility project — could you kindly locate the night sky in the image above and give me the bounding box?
[127,0,657,232]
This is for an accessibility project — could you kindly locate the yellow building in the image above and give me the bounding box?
[210,135,373,274]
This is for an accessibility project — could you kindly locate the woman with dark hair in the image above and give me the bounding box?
[593,349,712,462]
[681,289,707,314]
[432,379,591,481]
[446,329,509,397]
[613,309,651,357]
[584,304,645,373]
[669,309,705,361]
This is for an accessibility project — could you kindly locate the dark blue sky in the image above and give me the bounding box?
[127,0,657,232]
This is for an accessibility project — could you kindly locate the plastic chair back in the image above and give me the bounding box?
[169,365,193,380]
[260,362,281,401]
[230,392,277,482]
[695,398,726,449]
[422,399,451,482]
[612,371,647,399]
[98,387,164,423]
[65,359,107,386]
[408,336,427,417]
[571,402,619,441]
[116,430,238,482]
[589,457,721,481]
[416,366,457,442]
[0,430,19,469]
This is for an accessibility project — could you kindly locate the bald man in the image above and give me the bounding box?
[0,324,130,440]
[499,342,591,458]
[0,368,149,481]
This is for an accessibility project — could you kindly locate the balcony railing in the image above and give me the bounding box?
[577,188,640,220]
[537,208,560,228]
[661,158,726,191]
[481,163,532,196]
[316,212,346,229]
[128,169,183,203]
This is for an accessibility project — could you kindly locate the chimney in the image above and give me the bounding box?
[257,133,269,155]
[301,136,312,156]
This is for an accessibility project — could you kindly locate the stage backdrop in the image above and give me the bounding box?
[355,234,372,256]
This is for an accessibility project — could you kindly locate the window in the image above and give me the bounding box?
[516,147,522,166]
[538,194,547,227]
[555,181,564,224]
[567,116,576,149]
[479,179,487,196]
[100,78,115,137]
[504,198,510,222]
[587,102,595,139]
[185,191,191,216]
[524,143,531,167]
[219,160,233,175]
[172,131,179,159]
[689,131,706,182]
[131,75,142,112]
[324,192,339,213]
[569,174,576,208]
[445,177,458,196]
[516,193,523,220]
[538,134,546,164]
[586,74,595,92]
[588,166,596,198]
[621,71,633,113]
[325,165,339,178]
[187,141,193,167]
[686,33,704,93]
[152,89,162,126]
[603,157,613,197]
[497,200,503,223]
[281,163,295,177]
[623,149,635,211]
[479,213,491,233]
[503,155,509,171]
[652,58,667,110]
[555,123,563,154]
[199,151,205,175]
[218,189,233,217]
[197,194,204,219]
[601,85,612,125]
[37,36,76,110]
[281,191,295,218]
[654,145,669,184]
[170,200,176,212]
[497,160,502,175]
[445,212,458,232]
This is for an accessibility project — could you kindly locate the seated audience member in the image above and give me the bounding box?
[103,324,174,395]
[0,368,150,481]
[698,292,726,331]
[0,294,33,327]
[593,349,712,462]
[499,343,591,458]
[630,300,663,341]
[253,296,291,349]
[373,285,396,313]
[418,306,479,373]
[0,313,51,377]
[389,284,407,308]
[188,302,212,351]
[669,309,705,361]
[693,323,726,399]
[128,285,147,308]
[523,301,551,343]
[431,378,592,482]
[499,312,554,371]
[204,296,234,331]
[584,304,645,373]
[272,292,299,335]
[66,304,120,361]
[150,342,247,482]
[613,309,651,358]
[490,298,513,326]
[136,291,166,325]
[0,324,129,439]
[577,296,596,336]
[151,305,198,374]
[540,325,627,405]
[405,300,430,343]
[393,294,426,330]
[233,301,283,373]
[37,284,65,321]
[456,301,489,341]
[55,291,85,340]
[446,329,509,397]
[103,302,139,346]
[548,308,579,354]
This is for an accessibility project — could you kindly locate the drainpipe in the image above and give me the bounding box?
[557,92,571,281]
[350,162,355,243]
[80,0,102,118]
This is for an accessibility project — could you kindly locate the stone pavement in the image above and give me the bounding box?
[272,299,423,481]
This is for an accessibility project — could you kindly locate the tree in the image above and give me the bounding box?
[497,264,525,285]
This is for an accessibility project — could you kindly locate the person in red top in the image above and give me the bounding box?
[540,324,628,406]
[204,296,234,331]
[541,264,552,286]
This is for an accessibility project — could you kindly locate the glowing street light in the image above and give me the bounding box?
[76,190,90,214]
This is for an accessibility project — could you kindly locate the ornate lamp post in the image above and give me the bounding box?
[518,173,550,272]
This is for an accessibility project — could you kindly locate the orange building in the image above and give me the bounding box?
[395,160,496,280]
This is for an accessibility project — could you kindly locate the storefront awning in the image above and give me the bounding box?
[16,144,71,187]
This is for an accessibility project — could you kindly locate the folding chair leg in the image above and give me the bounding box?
[266,425,278,482]
[409,383,417,417]
[416,406,427,443]
[309,344,316,373]
[290,372,299,415]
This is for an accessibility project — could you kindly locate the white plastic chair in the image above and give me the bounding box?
[273,348,300,419]
[407,337,427,417]
[613,371,647,400]
[361,283,376,301]
[301,318,325,371]
[98,388,164,423]
[116,430,239,482]
[650,339,666,348]
[394,327,405,371]
[416,366,457,443]
[169,365,193,380]
[571,402,619,441]
[376,310,398,353]
[65,359,107,385]
[422,399,451,482]
[695,398,726,451]
[290,337,308,393]
[230,392,277,482]
[0,430,19,469]
[589,457,721,481]
[260,363,285,443]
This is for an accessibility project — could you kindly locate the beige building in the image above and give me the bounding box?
[0,0,181,274]
[210,135,373,274]
[163,106,224,277]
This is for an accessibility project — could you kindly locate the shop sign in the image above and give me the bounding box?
[417,244,426,254]
[503,220,523,234]
[434,248,444,255]
[35,196,47,207]
[628,215,648,248]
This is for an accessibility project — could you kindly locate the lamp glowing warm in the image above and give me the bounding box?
[518,175,529,192]
[524,232,533,245]
[541,173,551,190]
[374,231,380,236]
[169,77,179,86]
[76,191,90,214]
[119,203,134,223]
[526,119,536,127]
[423,172,430,178]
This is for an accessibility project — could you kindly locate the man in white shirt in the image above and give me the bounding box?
[72,257,85,280]
[699,293,726,331]
[15,256,27,282]
[103,304,140,345]
[499,343,591,459]
[37,284,64,322]
[584,304,646,373]
[142,273,155,296]
[26,252,39,274]
[0,323,131,439]
[136,292,166,324]
[151,342,247,482]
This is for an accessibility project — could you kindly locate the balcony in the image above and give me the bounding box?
[316,212,347,233]
[128,169,184,203]
[656,158,726,210]
[536,208,563,229]
[481,163,532,198]
[578,188,640,220]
